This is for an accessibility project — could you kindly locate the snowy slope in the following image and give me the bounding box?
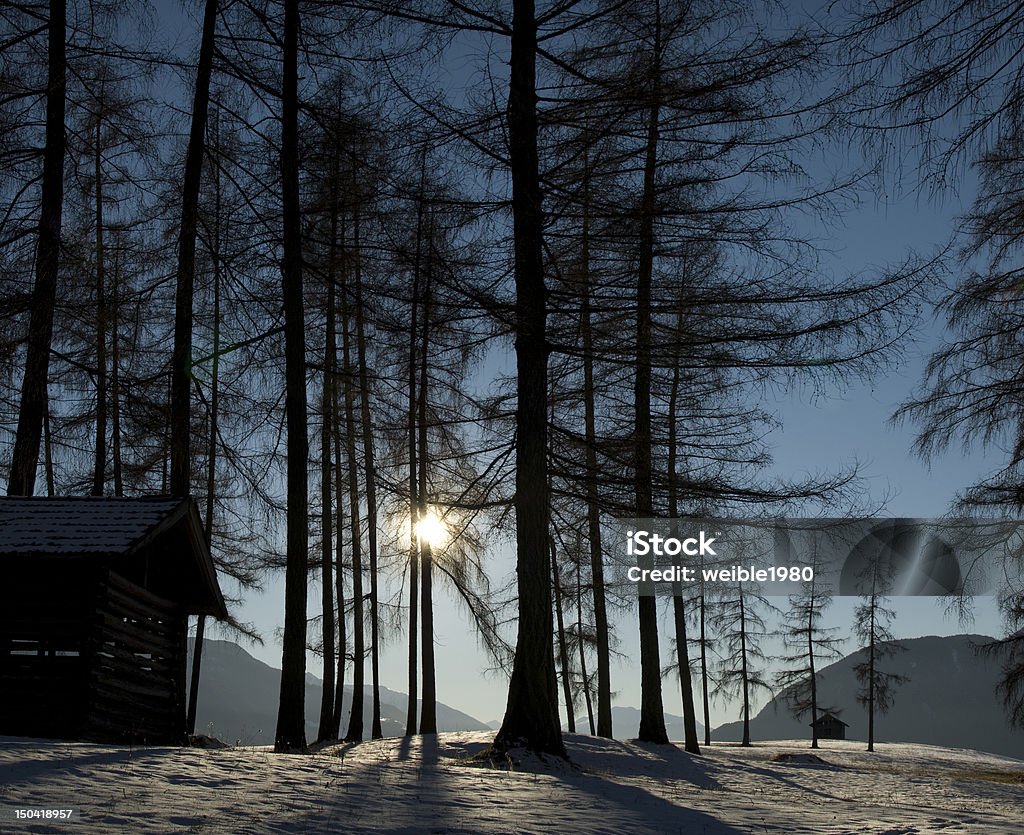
[715,634,1024,759]
[2,732,1021,833]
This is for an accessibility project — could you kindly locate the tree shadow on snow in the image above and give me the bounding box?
[280,735,744,834]
[566,769,747,834]
[714,758,848,804]
[567,735,721,788]
[0,741,173,785]
[393,733,443,766]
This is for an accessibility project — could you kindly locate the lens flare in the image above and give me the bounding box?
[415,511,448,550]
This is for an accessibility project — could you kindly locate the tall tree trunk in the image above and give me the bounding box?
[319,158,342,742]
[699,581,710,746]
[404,190,422,737]
[552,538,575,733]
[188,615,206,736]
[317,277,337,743]
[418,259,436,735]
[170,0,218,498]
[328,158,347,741]
[576,556,595,736]
[809,619,818,749]
[161,391,170,493]
[579,166,612,740]
[495,0,564,757]
[190,158,226,737]
[668,358,700,754]
[110,247,123,496]
[341,241,365,744]
[188,117,223,737]
[92,111,107,497]
[352,210,383,740]
[867,599,875,752]
[8,0,66,496]
[635,0,669,746]
[331,338,347,738]
[274,0,309,754]
[808,576,819,750]
[740,590,751,747]
[42,393,55,496]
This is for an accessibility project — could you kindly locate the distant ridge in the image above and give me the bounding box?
[186,639,490,745]
[713,634,1024,758]
[605,706,705,742]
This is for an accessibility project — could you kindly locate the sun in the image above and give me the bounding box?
[415,511,448,550]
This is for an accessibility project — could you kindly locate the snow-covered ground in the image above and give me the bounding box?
[1,732,1021,833]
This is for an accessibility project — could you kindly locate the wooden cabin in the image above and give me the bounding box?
[0,496,227,744]
[810,711,848,741]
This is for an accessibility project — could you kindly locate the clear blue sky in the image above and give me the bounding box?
[207,181,1009,730]
[152,1,1012,730]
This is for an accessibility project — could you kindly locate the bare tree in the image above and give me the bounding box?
[170,0,218,499]
[7,0,66,496]
[667,355,700,754]
[714,585,774,747]
[274,0,310,754]
[858,2,1024,721]
[776,552,843,749]
[853,559,905,753]
[494,0,565,757]
[316,276,338,743]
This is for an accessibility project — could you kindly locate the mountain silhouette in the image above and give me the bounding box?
[186,639,490,745]
[713,634,1024,758]
[607,706,705,742]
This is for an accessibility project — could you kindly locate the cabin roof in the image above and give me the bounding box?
[810,711,849,727]
[0,496,227,618]
[0,496,185,555]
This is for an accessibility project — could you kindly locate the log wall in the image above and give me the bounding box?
[85,569,185,743]
[0,562,187,744]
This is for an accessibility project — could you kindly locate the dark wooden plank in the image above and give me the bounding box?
[88,670,176,703]
[96,585,174,624]
[92,612,177,654]
[93,601,177,640]
[96,601,168,628]
[90,662,175,692]
[89,640,173,671]
[103,570,178,615]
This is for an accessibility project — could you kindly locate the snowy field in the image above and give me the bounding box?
[1,732,1022,834]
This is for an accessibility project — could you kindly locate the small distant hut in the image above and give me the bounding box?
[0,496,227,744]
[810,712,848,741]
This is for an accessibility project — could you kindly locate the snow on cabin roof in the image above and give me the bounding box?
[810,712,849,727]
[0,496,188,556]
